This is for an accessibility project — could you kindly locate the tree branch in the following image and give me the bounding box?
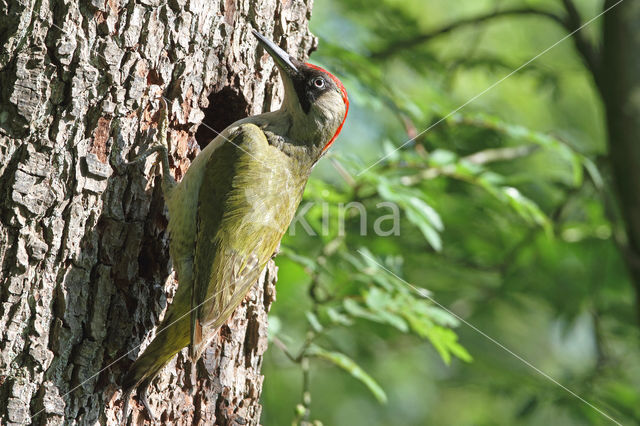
[371,8,567,60]
[400,145,540,185]
[559,0,601,82]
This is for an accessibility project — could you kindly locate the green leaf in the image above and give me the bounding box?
[307,345,388,404]
[502,187,551,235]
[571,153,584,187]
[426,326,473,364]
[305,311,324,333]
[343,298,386,323]
[280,247,318,272]
[428,149,457,166]
[403,311,471,364]
[364,287,389,310]
[455,160,483,179]
[408,197,443,231]
[582,156,604,190]
[405,207,442,251]
[377,310,409,332]
[370,273,397,291]
[448,339,473,363]
[382,139,401,161]
[423,306,460,327]
[403,311,434,338]
[324,306,354,326]
[342,251,367,271]
[365,288,409,331]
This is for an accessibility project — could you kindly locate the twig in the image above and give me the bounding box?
[400,145,540,185]
[559,0,601,79]
[271,336,297,362]
[330,158,356,187]
[371,8,566,59]
[301,357,311,422]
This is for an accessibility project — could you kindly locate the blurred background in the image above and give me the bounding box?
[261,0,639,424]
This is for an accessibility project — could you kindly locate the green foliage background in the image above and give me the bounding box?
[261,0,639,424]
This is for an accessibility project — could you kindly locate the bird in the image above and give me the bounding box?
[120,28,349,422]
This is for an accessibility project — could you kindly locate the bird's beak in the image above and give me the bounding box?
[252,29,299,77]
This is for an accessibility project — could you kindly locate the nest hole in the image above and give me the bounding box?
[195,87,250,149]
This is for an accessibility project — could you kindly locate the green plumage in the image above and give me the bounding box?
[123,124,308,395]
[191,124,307,356]
[121,29,348,423]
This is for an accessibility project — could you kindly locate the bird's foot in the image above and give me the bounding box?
[121,389,132,426]
[138,385,158,423]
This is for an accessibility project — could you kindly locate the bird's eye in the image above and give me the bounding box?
[313,77,325,88]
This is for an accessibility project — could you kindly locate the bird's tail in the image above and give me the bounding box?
[121,306,190,423]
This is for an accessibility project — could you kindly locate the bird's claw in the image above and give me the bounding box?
[138,385,158,423]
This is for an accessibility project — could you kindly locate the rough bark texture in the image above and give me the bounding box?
[600,0,640,322]
[0,0,315,424]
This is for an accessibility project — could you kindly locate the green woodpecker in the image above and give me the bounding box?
[121,29,348,421]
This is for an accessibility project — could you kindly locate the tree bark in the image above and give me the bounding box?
[0,0,315,424]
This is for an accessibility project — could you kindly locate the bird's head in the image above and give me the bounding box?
[253,29,349,157]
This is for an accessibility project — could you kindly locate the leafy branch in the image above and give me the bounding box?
[272,246,472,424]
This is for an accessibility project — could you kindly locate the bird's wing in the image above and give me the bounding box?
[190,123,302,358]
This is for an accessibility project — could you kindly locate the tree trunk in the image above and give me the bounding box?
[600,0,640,322]
[0,0,314,424]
